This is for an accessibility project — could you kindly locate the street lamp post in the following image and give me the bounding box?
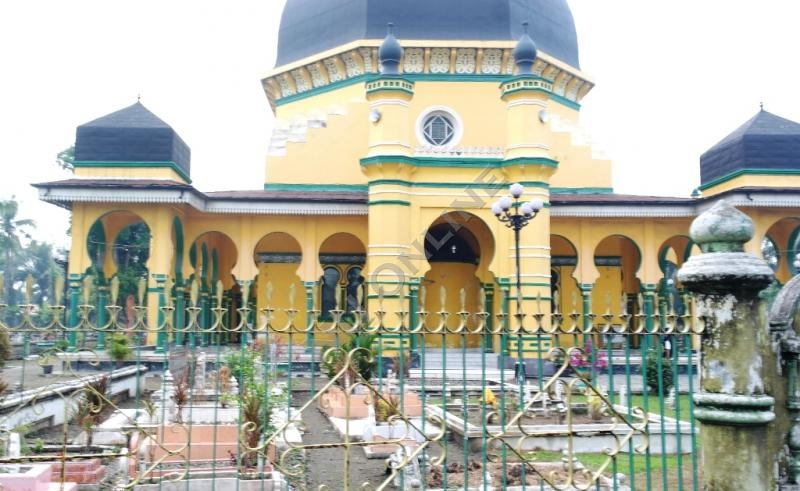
[492,183,544,386]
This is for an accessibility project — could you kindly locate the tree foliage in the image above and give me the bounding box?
[0,199,36,307]
[55,145,75,172]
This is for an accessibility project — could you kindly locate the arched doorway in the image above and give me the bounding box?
[594,234,642,348]
[254,231,305,345]
[420,212,495,348]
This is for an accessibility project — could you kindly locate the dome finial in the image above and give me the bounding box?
[379,22,403,75]
[513,21,537,76]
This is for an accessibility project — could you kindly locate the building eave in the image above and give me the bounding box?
[33,180,368,216]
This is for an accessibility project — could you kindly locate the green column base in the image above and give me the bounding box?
[693,393,775,426]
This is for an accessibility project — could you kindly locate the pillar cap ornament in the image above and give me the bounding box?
[690,200,753,253]
[678,200,773,295]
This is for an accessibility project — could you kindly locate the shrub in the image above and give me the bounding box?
[108,333,131,366]
[645,349,674,394]
[322,333,377,387]
[375,394,401,423]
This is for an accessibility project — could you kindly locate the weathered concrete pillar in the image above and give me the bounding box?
[677,201,776,490]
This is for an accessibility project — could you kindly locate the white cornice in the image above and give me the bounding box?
[552,191,800,218]
[37,186,367,216]
[549,205,697,218]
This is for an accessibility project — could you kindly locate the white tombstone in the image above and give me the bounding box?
[7,432,20,473]
[194,352,207,389]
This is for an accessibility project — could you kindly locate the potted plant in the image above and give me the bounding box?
[39,338,68,376]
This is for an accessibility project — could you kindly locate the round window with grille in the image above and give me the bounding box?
[416,107,463,147]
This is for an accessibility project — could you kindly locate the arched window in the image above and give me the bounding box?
[345,266,365,314]
[320,267,341,317]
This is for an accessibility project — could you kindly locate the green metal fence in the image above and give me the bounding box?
[0,279,701,490]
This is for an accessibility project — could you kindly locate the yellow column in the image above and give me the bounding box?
[145,209,174,346]
[497,75,558,356]
[362,74,415,343]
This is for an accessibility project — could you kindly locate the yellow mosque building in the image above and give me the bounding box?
[34,0,800,356]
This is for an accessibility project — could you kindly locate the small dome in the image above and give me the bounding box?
[276,0,580,69]
[378,24,403,75]
[513,22,538,75]
[75,102,191,177]
[700,109,800,186]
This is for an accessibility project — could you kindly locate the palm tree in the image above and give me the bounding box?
[0,198,35,308]
[19,241,62,305]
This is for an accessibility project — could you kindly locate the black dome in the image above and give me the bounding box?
[75,102,191,177]
[700,110,800,186]
[276,0,580,69]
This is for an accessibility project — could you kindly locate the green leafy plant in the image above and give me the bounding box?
[322,333,378,387]
[645,349,674,395]
[223,348,261,387]
[219,393,237,408]
[108,333,131,367]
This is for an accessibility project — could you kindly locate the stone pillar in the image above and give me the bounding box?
[677,201,776,490]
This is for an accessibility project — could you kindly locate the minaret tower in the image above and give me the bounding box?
[499,24,558,354]
[362,26,416,335]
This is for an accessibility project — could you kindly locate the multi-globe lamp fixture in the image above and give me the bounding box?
[492,183,544,383]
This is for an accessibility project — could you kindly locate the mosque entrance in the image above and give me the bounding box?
[420,212,494,348]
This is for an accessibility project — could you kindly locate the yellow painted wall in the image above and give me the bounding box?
[74,166,188,183]
[271,79,611,191]
[421,262,482,348]
[702,174,800,197]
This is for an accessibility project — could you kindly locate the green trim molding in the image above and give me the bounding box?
[360,155,558,169]
[368,200,411,207]
[365,77,415,96]
[72,160,191,184]
[698,168,800,191]
[550,187,613,194]
[369,179,550,190]
[275,73,580,111]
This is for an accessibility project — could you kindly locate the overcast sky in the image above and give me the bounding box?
[2,1,799,248]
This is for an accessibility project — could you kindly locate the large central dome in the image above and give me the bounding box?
[276,0,580,69]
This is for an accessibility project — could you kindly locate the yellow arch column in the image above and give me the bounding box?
[233,215,260,343]
[66,203,93,351]
[145,208,175,350]
[498,54,558,359]
[361,39,416,352]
